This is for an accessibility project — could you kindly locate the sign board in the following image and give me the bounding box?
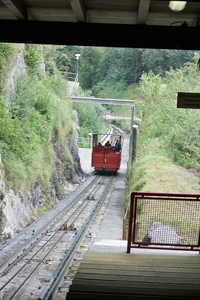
[177,92,200,109]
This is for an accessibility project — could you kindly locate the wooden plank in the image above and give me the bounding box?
[75,273,200,284]
[69,283,200,297]
[77,268,199,278]
[77,268,156,277]
[67,292,189,300]
[79,263,152,270]
[85,251,199,258]
[71,278,200,291]
[79,261,200,270]
[79,264,156,270]
[86,9,137,25]
[1,0,27,20]
[67,252,200,299]
[81,256,200,263]
[83,252,198,259]
[82,252,200,264]
[138,0,150,24]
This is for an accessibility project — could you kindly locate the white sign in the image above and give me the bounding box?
[177,92,200,109]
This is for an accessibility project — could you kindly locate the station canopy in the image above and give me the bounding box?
[1,1,200,49]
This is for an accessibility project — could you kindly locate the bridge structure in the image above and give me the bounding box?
[68,75,137,160]
[71,94,137,162]
[71,96,134,106]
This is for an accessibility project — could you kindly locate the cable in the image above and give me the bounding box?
[170,21,189,26]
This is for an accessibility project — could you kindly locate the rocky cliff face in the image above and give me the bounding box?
[5,44,27,104]
[0,45,84,243]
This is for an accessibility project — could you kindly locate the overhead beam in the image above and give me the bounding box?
[71,97,134,106]
[69,0,86,22]
[1,21,200,50]
[137,0,151,24]
[1,0,27,20]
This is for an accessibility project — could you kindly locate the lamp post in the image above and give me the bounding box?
[88,133,92,149]
[75,53,80,80]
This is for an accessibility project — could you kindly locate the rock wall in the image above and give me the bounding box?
[5,44,27,104]
[0,45,84,243]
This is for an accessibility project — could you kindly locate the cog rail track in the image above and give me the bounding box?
[0,175,98,274]
[0,174,114,300]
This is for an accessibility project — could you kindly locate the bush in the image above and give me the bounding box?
[1,72,74,190]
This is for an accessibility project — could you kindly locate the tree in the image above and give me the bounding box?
[78,46,102,90]
[137,55,200,169]
[140,49,194,76]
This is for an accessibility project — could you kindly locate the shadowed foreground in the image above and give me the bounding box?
[66,252,200,300]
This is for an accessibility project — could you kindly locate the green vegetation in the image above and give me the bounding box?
[35,200,55,218]
[126,56,200,210]
[1,43,200,220]
[0,43,18,92]
[74,101,108,148]
[55,46,196,97]
[25,44,44,78]
[105,104,132,133]
[137,57,200,169]
[0,44,74,191]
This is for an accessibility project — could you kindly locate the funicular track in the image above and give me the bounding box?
[101,125,123,146]
[0,174,115,300]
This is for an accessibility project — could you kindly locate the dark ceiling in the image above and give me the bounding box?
[1,0,200,49]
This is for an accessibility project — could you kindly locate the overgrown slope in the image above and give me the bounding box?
[0,44,83,241]
[126,56,200,207]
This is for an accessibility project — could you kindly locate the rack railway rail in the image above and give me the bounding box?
[0,174,115,300]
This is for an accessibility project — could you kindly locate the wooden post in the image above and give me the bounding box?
[132,124,138,162]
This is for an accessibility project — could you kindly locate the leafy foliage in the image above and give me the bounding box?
[0,43,16,68]
[0,43,18,92]
[1,65,74,189]
[74,102,108,148]
[2,43,200,196]
[25,44,44,78]
[136,55,200,169]
[140,49,194,76]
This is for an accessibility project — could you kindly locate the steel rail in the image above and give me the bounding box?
[0,175,110,299]
[0,175,100,276]
[39,175,114,300]
[0,175,92,251]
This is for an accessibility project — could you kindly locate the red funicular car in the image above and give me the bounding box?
[91,131,123,174]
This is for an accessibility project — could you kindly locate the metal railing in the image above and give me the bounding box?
[61,72,77,81]
[61,72,79,96]
[127,192,200,252]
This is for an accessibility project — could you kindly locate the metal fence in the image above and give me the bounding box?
[127,192,200,252]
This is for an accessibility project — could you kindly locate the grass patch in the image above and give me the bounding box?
[35,200,56,218]
[126,155,200,202]
[126,154,200,244]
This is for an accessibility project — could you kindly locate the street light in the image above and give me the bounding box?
[169,1,187,12]
[75,54,80,80]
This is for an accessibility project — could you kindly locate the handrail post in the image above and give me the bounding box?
[127,192,135,253]
[122,217,126,240]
